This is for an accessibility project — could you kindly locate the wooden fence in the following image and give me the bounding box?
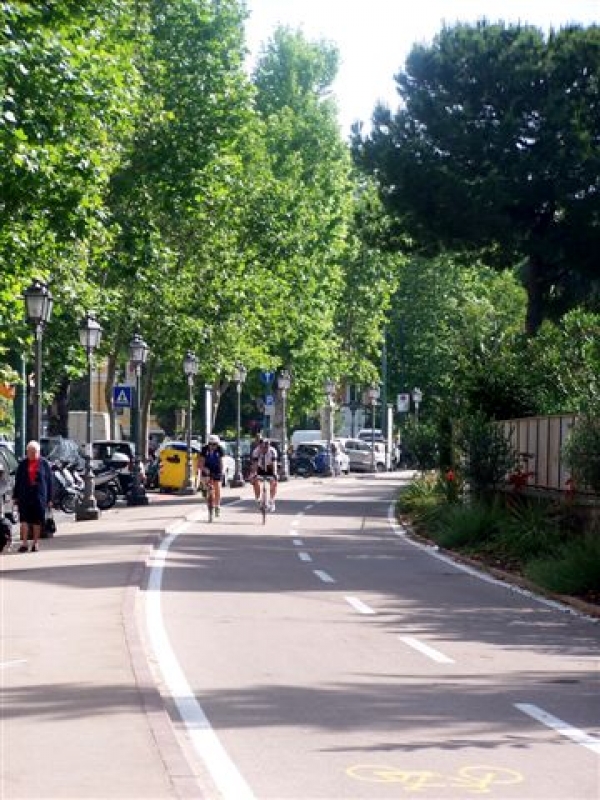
[497,414,578,492]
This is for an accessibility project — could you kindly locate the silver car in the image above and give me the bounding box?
[340,438,385,472]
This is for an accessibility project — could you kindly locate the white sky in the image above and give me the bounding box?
[244,0,599,135]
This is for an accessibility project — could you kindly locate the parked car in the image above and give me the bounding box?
[0,442,18,520]
[219,441,236,487]
[357,428,385,443]
[340,437,385,472]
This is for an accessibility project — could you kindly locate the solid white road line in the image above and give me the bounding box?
[146,525,255,800]
[387,503,598,622]
[313,569,336,584]
[298,552,312,562]
[515,703,600,755]
[399,636,455,664]
[0,659,28,669]
[345,596,376,615]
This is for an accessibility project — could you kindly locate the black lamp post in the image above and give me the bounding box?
[367,383,380,472]
[23,279,53,441]
[231,363,247,487]
[412,387,423,425]
[75,312,103,521]
[126,333,149,506]
[180,350,198,495]
[278,369,291,481]
[324,378,336,476]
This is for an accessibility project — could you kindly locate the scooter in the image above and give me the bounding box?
[92,466,121,510]
[51,461,83,513]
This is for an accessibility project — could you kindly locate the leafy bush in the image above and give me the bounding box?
[402,418,439,470]
[397,473,446,525]
[497,500,566,561]
[525,535,600,595]
[563,413,600,493]
[430,502,505,550]
[456,411,517,498]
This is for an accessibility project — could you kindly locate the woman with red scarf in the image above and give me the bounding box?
[13,440,54,552]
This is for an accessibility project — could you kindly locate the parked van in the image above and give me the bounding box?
[290,429,322,450]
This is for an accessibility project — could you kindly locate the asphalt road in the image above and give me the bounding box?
[145,474,600,800]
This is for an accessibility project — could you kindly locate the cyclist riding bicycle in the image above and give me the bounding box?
[251,437,278,511]
[198,434,224,517]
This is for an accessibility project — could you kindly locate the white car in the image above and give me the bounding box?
[219,441,237,486]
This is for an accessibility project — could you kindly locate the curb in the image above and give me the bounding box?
[121,506,206,799]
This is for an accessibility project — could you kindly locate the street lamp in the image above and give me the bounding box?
[180,351,198,495]
[367,383,380,472]
[278,369,292,481]
[23,279,54,441]
[126,333,149,506]
[324,378,336,476]
[231,363,247,487]
[75,312,103,521]
[412,387,423,424]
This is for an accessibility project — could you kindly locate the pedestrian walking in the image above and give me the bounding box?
[13,440,54,552]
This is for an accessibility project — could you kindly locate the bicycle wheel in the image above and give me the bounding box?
[207,490,214,522]
[260,481,267,524]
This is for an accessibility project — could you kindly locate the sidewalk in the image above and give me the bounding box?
[1,491,222,800]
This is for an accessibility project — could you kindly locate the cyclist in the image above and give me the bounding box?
[251,437,278,511]
[198,434,224,517]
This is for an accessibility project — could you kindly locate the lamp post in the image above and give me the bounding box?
[412,387,423,425]
[126,333,149,506]
[231,363,247,487]
[278,369,291,481]
[75,313,103,521]
[23,279,54,441]
[180,351,198,495]
[324,378,336,476]
[367,384,380,472]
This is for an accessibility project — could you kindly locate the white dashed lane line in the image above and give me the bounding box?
[515,703,600,755]
[399,636,455,664]
[298,552,312,562]
[313,569,336,584]
[345,597,376,615]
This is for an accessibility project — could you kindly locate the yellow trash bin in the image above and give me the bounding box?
[158,443,200,491]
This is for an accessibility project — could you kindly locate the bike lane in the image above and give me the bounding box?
[150,475,600,800]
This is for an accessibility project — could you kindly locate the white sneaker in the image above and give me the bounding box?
[268,501,276,512]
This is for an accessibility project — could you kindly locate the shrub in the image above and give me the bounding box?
[456,411,517,498]
[430,501,506,550]
[525,535,600,595]
[563,414,600,493]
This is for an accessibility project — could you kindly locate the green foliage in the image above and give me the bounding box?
[456,411,517,497]
[563,412,600,492]
[397,472,444,523]
[354,21,600,333]
[402,417,439,470]
[430,502,504,550]
[526,535,600,595]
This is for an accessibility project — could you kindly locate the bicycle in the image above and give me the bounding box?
[199,472,216,522]
[256,474,274,525]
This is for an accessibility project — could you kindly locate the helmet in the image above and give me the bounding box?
[208,434,220,444]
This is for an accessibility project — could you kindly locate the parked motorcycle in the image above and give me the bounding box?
[51,460,83,513]
[92,467,121,510]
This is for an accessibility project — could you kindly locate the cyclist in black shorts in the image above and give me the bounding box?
[199,434,224,517]
[251,438,278,511]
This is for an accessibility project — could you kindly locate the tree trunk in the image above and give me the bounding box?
[524,254,546,336]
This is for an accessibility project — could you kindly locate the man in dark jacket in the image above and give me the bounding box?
[13,440,54,552]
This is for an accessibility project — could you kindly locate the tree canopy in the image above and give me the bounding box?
[353,21,600,334]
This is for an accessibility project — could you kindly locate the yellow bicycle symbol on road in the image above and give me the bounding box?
[346,764,524,794]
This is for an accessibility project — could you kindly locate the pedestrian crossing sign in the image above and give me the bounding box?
[113,384,133,408]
